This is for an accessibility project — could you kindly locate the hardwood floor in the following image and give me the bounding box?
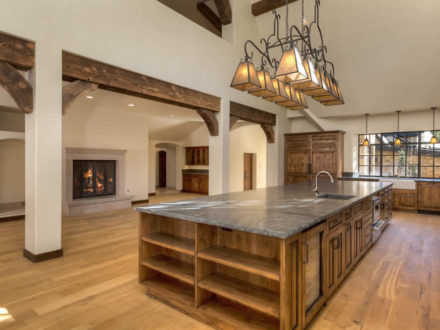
[0,203,439,329]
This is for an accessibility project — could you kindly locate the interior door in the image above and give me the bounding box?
[158,151,166,188]
[243,153,253,191]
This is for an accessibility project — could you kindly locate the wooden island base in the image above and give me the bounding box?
[139,188,392,329]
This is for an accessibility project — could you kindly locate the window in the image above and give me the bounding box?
[358,130,440,178]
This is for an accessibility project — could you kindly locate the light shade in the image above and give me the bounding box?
[263,79,290,102]
[275,47,308,83]
[362,138,369,146]
[292,58,319,89]
[430,135,438,144]
[287,91,308,110]
[303,67,330,96]
[248,70,276,97]
[394,137,401,146]
[277,84,301,107]
[230,61,261,91]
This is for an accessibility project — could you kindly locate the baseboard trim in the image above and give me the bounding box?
[0,215,25,222]
[417,209,440,215]
[132,199,149,205]
[148,193,156,197]
[23,248,63,263]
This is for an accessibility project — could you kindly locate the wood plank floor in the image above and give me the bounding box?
[0,195,439,329]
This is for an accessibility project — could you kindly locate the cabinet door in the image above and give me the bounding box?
[363,220,372,250]
[182,175,192,192]
[286,151,310,175]
[327,226,344,297]
[192,176,200,192]
[200,175,209,194]
[286,174,310,184]
[353,218,363,261]
[343,221,354,274]
[311,151,337,176]
[302,223,326,326]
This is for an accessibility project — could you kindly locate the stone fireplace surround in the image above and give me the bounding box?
[63,148,132,216]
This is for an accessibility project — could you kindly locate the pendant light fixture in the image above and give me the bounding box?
[362,114,370,146]
[275,47,309,83]
[288,90,308,110]
[277,84,301,107]
[430,107,438,144]
[248,69,276,97]
[394,110,402,146]
[292,58,320,90]
[230,60,261,91]
[263,78,290,102]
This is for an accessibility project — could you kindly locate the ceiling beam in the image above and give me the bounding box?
[0,60,33,113]
[62,80,99,115]
[0,32,34,71]
[230,101,276,126]
[197,109,219,136]
[197,3,222,34]
[252,0,298,17]
[62,51,220,112]
[214,0,232,25]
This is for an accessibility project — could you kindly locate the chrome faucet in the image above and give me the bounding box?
[313,171,334,196]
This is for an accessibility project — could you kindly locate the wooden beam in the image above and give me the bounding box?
[197,109,219,136]
[62,80,99,115]
[0,32,35,71]
[197,3,222,34]
[260,124,275,143]
[230,115,239,129]
[62,51,220,112]
[230,101,276,126]
[0,60,33,113]
[214,0,232,25]
[252,0,297,16]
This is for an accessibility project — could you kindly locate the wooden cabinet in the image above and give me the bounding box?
[302,223,326,326]
[285,131,344,184]
[343,218,354,274]
[182,173,209,194]
[381,187,393,222]
[353,217,363,262]
[393,189,417,210]
[326,224,344,297]
[417,181,440,212]
[185,146,209,165]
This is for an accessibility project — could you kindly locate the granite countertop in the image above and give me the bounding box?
[135,181,393,239]
[341,176,440,182]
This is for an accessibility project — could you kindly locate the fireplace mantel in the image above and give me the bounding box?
[63,148,132,216]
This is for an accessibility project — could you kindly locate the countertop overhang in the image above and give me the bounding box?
[136,181,393,239]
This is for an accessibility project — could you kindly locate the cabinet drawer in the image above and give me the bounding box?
[343,207,353,222]
[362,214,372,226]
[353,202,363,217]
[328,213,343,231]
[363,198,372,215]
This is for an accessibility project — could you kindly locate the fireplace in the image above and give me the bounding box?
[73,160,116,199]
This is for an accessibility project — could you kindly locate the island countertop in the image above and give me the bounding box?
[135,181,392,239]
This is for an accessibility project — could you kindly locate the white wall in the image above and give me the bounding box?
[182,125,209,147]
[63,107,149,201]
[229,124,267,192]
[0,139,25,203]
[288,109,440,173]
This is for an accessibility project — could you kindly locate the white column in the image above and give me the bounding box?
[267,110,287,187]
[25,42,62,258]
[175,145,183,191]
[209,99,230,195]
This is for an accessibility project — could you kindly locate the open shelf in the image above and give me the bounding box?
[198,246,280,281]
[142,274,194,307]
[198,273,280,318]
[141,255,194,285]
[142,233,195,256]
[198,297,279,330]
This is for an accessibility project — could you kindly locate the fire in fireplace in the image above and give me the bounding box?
[73,160,116,199]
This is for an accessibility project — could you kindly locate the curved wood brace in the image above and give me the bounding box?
[230,115,240,130]
[0,60,33,113]
[197,109,219,136]
[62,80,99,115]
[260,124,275,143]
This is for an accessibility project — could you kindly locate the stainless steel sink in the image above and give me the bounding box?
[317,194,356,200]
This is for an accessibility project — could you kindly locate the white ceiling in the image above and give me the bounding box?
[67,88,205,141]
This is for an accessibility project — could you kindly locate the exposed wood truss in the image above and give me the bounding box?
[197,109,219,136]
[62,80,99,115]
[0,32,35,113]
[214,0,232,25]
[230,115,239,129]
[0,61,33,113]
[252,0,297,16]
[62,51,221,112]
[0,32,35,70]
[260,124,275,143]
[197,3,222,34]
[230,101,276,143]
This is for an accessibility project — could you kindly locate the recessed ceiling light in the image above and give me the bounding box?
[128,104,135,107]
[86,95,94,99]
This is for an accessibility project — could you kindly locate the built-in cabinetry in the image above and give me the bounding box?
[182,171,209,194]
[416,181,440,212]
[285,131,344,184]
[139,191,390,330]
[393,189,417,210]
[185,146,209,165]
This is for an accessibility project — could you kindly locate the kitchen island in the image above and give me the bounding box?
[136,181,393,330]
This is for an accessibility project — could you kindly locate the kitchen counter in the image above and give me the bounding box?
[136,181,392,239]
